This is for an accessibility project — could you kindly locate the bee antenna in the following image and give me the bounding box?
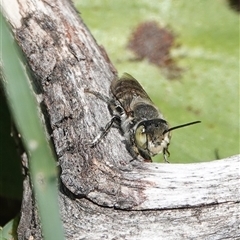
[163,121,201,134]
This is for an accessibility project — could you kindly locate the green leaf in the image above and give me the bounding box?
[0,217,19,240]
[0,12,65,240]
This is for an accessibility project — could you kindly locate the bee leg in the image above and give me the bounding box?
[128,150,152,162]
[138,148,152,162]
[124,140,148,162]
[90,115,120,147]
[85,88,121,117]
[163,148,170,163]
[126,147,140,162]
[84,88,111,103]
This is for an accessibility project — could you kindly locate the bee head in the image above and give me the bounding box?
[134,119,201,161]
[134,119,170,158]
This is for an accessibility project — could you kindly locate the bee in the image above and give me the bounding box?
[85,73,200,162]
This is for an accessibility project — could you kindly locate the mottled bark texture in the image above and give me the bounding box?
[1,0,239,239]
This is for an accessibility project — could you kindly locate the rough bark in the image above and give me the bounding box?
[1,0,240,239]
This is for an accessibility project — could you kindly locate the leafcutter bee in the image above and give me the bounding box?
[85,73,200,162]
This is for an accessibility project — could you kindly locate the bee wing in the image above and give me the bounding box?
[110,73,153,112]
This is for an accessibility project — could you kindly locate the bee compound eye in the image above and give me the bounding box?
[135,125,147,149]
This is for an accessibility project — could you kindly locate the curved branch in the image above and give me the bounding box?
[82,155,239,210]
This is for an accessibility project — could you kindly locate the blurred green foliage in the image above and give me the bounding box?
[0,216,19,240]
[75,0,239,163]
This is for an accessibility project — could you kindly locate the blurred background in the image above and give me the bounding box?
[75,0,239,163]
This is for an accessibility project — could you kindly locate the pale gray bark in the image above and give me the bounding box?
[1,0,239,239]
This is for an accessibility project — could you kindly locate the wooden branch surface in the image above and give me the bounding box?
[2,0,239,239]
[87,155,240,210]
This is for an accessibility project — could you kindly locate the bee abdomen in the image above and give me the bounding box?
[110,73,153,114]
